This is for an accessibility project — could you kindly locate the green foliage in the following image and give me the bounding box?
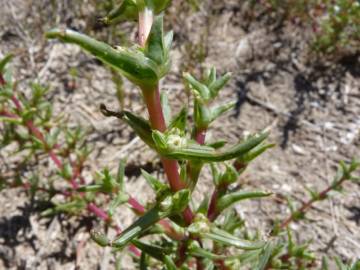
[1,0,359,269]
[254,0,360,54]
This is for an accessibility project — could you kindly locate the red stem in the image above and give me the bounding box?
[279,177,347,229]
[207,189,218,221]
[128,196,146,214]
[194,127,207,145]
[87,203,109,221]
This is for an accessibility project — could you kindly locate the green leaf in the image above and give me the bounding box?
[102,168,116,193]
[217,164,239,186]
[132,239,170,261]
[90,230,110,247]
[77,184,103,193]
[46,28,160,87]
[150,0,172,13]
[194,100,212,128]
[103,0,138,24]
[183,72,211,100]
[141,169,168,193]
[145,15,165,65]
[117,159,126,190]
[58,162,72,180]
[209,101,236,123]
[112,207,161,249]
[255,241,274,270]
[168,107,188,132]
[207,140,227,149]
[140,252,149,270]
[205,67,216,85]
[321,257,329,270]
[112,190,189,249]
[0,53,13,73]
[42,198,86,216]
[152,130,168,150]
[203,260,215,270]
[222,209,244,233]
[197,195,209,214]
[188,240,224,260]
[208,72,231,98]
[164,255,177,270]
[120,110,154,148]
[216,190,271,213]
[154,131,269,162]
[0,117,22,125]
[236,143,275,165]
[202,227,264,250]
[108,192,129,217]
[163,30,173,57]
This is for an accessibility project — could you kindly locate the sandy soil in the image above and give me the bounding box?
[0,0,359,269]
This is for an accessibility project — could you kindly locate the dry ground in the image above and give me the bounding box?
[0,0,359,269]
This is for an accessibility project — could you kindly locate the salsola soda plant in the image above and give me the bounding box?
[249,0,360,54]
[0,0,359,269]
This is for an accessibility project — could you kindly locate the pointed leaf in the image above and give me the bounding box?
[255,241,274,270]
[108,192,129,217]
[151,0,172,13]
[122,110,154,148]
[46,28,160,87]
[112,207,161,249]
[183,72,210,100]
[90,230,110,247]
[202,227,265,250]
[145,15,165,65]
[168,107,187,132]
[209,72,231,98]
[188,240,224,260]
[140,252,149,270]
[117,159,126,190]
[156,131,269,162]
[0,53,13,73]
[141,169,168,192]
[164,255,177,270]
[209,101,236,123]
[132,239,170,261]
[236,143,275,164]
[222,209,244,233]
[103,0,138,24]
[216,190,271,213]
[112,190,189,248]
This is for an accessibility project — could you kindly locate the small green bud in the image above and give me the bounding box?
[90,230,110,247]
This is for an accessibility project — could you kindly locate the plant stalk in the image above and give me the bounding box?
[279,176,348,229]
[138,7,193,224]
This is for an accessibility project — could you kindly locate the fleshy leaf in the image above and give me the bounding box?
[153,131,269,162]
[46,28,160,87]
[168,107,188,132]
[208,72,231,98]
[103,0,138,24]
[112,190,189,249]
[90,230,110,247]
[255,241,275,270]
[132,239,170,261]
[0,53,13,73]
[145,15,165,65]
[202,227,265,250]
[183,72,210,100]
[141,169,168,193]
[209,101,236,123]
[216,190,271,213]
